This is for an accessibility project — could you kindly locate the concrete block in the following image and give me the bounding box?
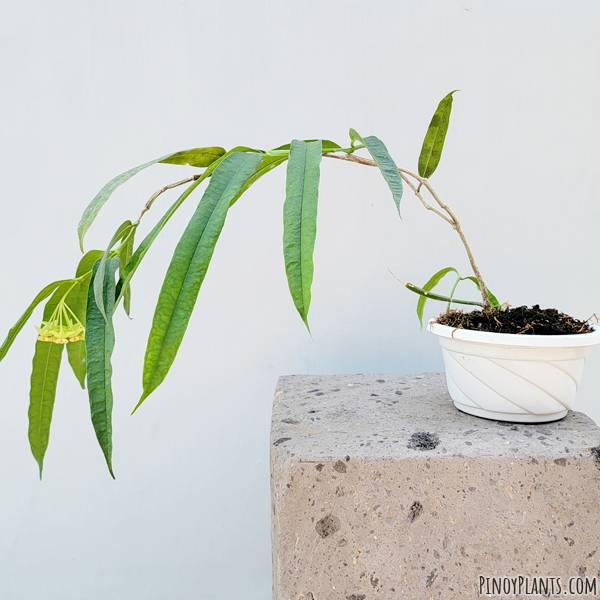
[270,373,600,599]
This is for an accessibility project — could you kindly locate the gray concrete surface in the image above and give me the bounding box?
[271,373,600,600]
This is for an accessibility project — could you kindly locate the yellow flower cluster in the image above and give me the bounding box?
[36,299,85,344]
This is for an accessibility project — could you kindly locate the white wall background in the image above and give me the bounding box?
[1,1,599,598]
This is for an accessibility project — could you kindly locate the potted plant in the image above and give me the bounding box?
[1,92,598,478]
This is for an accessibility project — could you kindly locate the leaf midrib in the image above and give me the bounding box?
[152,155,254,376]
[421,125,441,176]
[89,266,112,437]
[296,144,309,316]
[34,344,55,451]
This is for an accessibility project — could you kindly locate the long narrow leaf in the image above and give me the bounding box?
[94,220,133,322]
[0,280,70,364]
[283,140,323,328]
[66,339,86,389]
[137,151,261,409]
[77,148,225,251]
[462,276,501,308]
[113,147,255,309]
[416,267,459,329]
[349,129,403,214]
[418,91,458,179]
[159,147,226,168]
[28,340,63,478]
[413,267,500,326]
[120,229,135,316]
[229,154,287,207]
[114,180,206,310]
[27,286,76,477]
[272,140,341,153]
[85,257,120,478]
[64,250,104,388]
[446,276,462,313]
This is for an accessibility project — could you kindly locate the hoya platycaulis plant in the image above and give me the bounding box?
[0,91,499,478]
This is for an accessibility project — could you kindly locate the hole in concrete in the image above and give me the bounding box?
[407,432,440,451]
[316,514,341,538]
[591,446,600,467]
[346,595,366,600]
[408,501,424,523]
[425,568,438,588]
[554,458,568,467]
[273,437,291,446]
[333,460,347,474]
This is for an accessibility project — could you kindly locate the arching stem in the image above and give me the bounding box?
[323,152,492,312]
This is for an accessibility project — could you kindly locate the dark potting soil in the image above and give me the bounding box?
[434,305,594,335]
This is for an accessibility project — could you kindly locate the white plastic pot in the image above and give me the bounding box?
[427,320,600,423]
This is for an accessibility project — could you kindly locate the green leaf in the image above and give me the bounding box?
[409,267,500,327]
[75,249,105,279]
[28,288,81,476]
[0,280,70,364]
[418,91,458,179]
[232,146,265,154]
[113,147,258,310]
[28,340,63,478]
[350,130,403,215]
[114,180,205,310]
[283,140,323,329]
[272,140,341,153]
[137,151,262,409]
[78,155,169,251]
[416,267,459,329]
[66,341,86,389]
[348,128,362,146]
[85,257,120,478]
[462,276,501,309]
[159,147,226,168]
[119,228,136,316]
[94,220,134,322]
[229,154,288,207]
[114,173,219,311]
[64,250,104,388]
[77,148,227,251]
[28,289,70,477]
[489,290,500,309]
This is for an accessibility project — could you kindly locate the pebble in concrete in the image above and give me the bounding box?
[270,372,600,600]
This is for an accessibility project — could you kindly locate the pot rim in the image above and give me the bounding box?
[427,319,600,348]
